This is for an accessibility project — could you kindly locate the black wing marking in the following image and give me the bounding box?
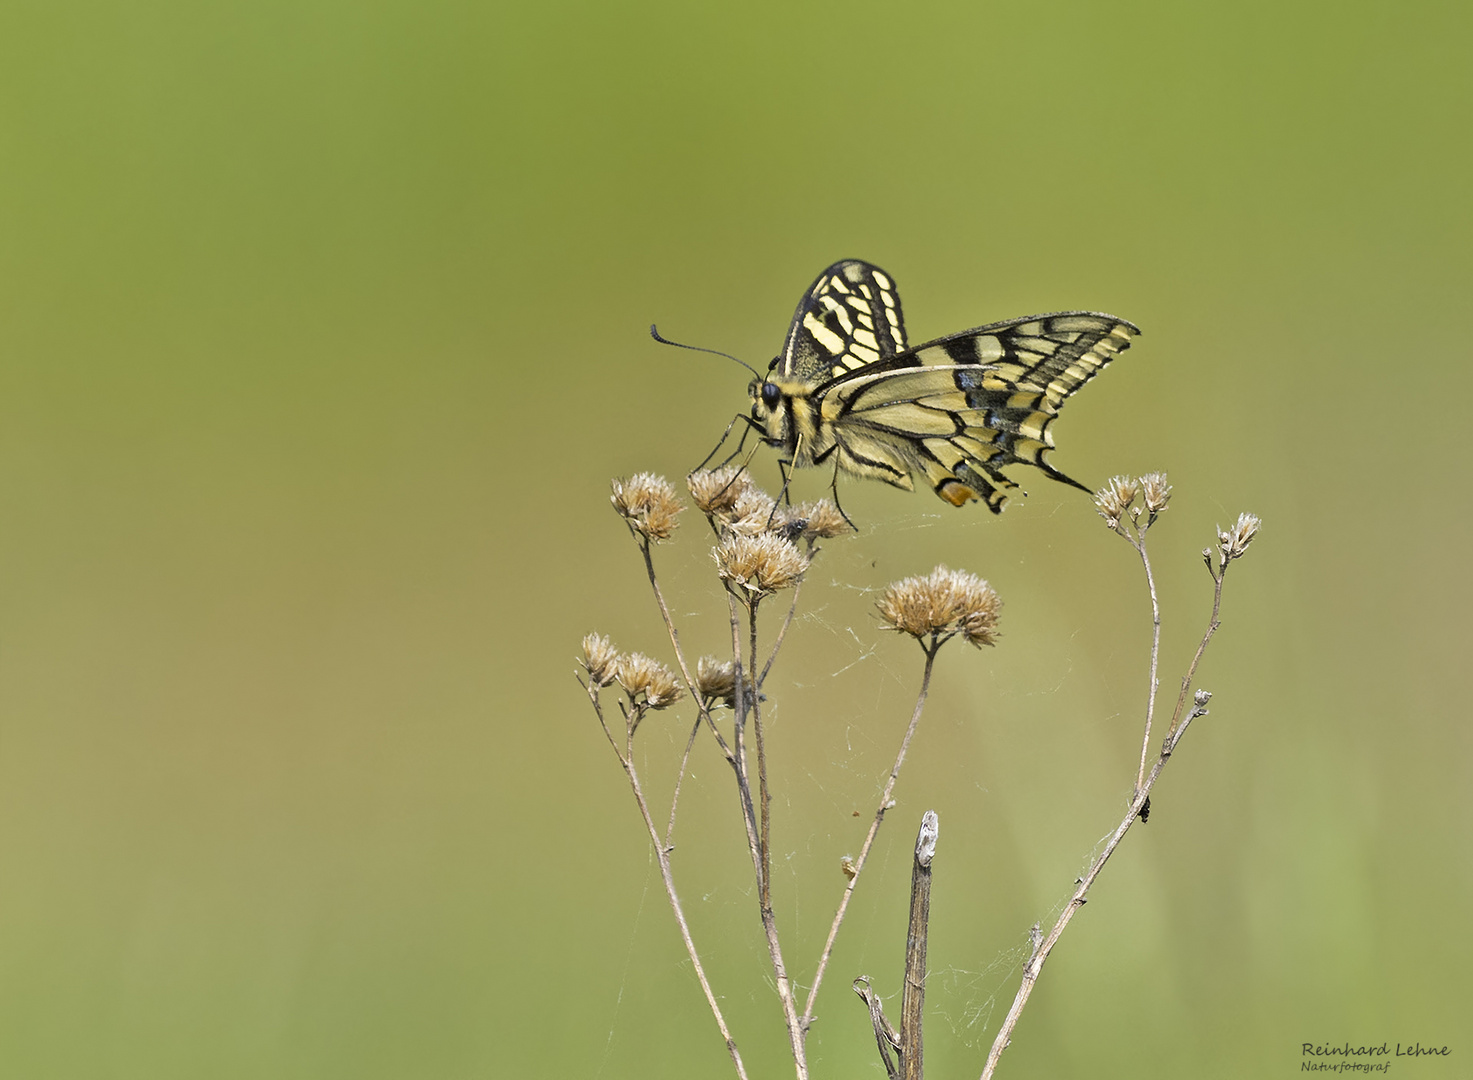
[776,260,910,382]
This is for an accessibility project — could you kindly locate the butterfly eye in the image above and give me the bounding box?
[760,382,782,408]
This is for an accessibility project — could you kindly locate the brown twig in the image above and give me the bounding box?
[900,810,938,1080]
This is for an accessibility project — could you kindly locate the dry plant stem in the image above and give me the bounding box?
[978,555,1231,1080]
[749,604,772,906]
[1132,533,1163,796]
[636,539,735,767]
[1167,563,1226,735]
[978,704,1206,1080]
[900,812,938,1080]
[759,580,804,688]
[584,683,751,1080]
[665,714,704,849]
[800,644,939,1039]
[726,593,808,1080]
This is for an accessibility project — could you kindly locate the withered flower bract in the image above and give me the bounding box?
[714,532,810,598]
[580,632,621,686]
[611,473,683,541]
[877,565,1001,648]
[616,652,684,709]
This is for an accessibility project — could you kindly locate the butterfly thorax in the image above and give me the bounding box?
[749,376,831,466]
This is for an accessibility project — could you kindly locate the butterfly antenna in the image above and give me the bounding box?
[650,325,762,378]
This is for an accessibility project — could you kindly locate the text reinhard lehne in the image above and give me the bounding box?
[1302,1042,1449,1058]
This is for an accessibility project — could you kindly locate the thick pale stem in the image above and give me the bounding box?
[900,811,938,1080]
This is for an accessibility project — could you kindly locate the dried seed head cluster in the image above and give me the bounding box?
[714,531,811,599]
[1218,512,1260,562]
[687,467,754,517]
[611,473,683,541]
[1094,475,1140,529]
[580,632,620,686]
[792,498,853,541]
[1097,472,1172,533]
[725,488,787,537]
[877,565,1002,648]
[1140,472,1172,516]
[615,652,684,709]
[695,655,754,708]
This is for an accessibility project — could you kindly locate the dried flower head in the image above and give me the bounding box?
[610,473,683,541]
[792,498,853,541]
[714,531,810,598]
[687,467,754,517]
[694,655,754,708]
[721,487,788,536]
[840,855,858,881]
[580,632,621,686]
[1094,475,1140,529]
[876,565,1002,648]
[1218,512,1260,561]
[615,652,684,709]
[1140,472,1172,516]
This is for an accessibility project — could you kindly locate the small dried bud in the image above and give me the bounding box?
[1094,475,1140,529]
[714,532,810,598]
[724,487,786,536]
[1220,512,1260,561]
[1193,688,1212,707]
[611,473,683,541]
[615,652,684,709]
[876,565,1002,648]
[580,632,620,686]
[695,655,736,701]
[687,467,754,517]
[1140,472,1172,516]
[792,498,853,541]
[840,855,858,881]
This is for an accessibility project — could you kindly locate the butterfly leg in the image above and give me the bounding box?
[828,458,857,531]
[763,459,795,531]
[697,412,761,472]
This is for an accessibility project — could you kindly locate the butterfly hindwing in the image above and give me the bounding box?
[777,260,910,382]
[818,313,1139,510]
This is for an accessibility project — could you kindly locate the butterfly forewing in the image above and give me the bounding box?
[778,260,910,382]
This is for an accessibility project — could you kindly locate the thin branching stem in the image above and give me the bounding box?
[583,681,751,1080]
[801,642,940,1039]
[750,603,772,909]
[979,541,1236,1080]
[1167,560,1227,735]
[666,714,704,851]
[760,580,803,688]
[1133,529,1163,795]
[637,538,733,765]
[726,593,808,1079]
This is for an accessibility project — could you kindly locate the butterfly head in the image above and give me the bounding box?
[749,376,820,460]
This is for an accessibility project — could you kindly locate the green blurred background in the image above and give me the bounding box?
[1,1,1469,1076]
